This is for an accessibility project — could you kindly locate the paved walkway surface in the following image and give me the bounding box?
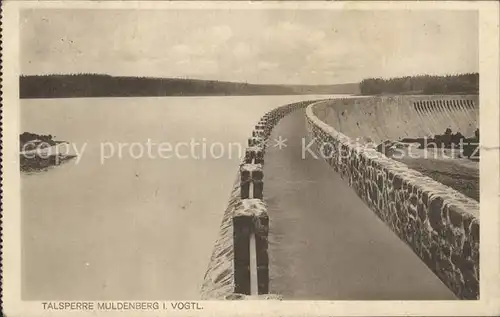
[264,109,457,300]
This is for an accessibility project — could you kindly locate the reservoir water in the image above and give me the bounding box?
[21,95,346,300]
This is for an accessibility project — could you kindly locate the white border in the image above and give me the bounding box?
[2,1,499,316]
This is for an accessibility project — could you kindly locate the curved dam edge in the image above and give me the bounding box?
[200,100,319,300]
[305,99,480,299]
[314,95,479,144]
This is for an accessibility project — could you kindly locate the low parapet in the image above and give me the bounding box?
[200,100,317,299]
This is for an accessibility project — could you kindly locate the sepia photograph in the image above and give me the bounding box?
[2,1,499,316]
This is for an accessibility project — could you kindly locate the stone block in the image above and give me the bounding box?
[253,180,264,199]
[448,205,464,227]
[240,182,250,200]
[248,137,265,147]
[428,196,445,231]
[245,146,265,164]
[253,129,266,138]
[240,164,264,199]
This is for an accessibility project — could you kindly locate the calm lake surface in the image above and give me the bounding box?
[21,95,347,300]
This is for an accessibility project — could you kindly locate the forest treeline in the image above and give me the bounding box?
[359,73,479,95]
[19,74,359,98]
[19,73,479,98]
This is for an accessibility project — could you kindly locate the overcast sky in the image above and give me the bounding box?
[21,9,478,85]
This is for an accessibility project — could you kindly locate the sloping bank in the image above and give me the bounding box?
[200,100,319,300]
[305,98,480,299]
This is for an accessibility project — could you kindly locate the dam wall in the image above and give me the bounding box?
[305,98,480,299]
[200,100,318,299]
[316,95,479,144]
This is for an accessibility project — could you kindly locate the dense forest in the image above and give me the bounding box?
[19,74,359,98]
[359,73,479,95]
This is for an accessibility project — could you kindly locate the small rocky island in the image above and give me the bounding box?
[20,132,77,173]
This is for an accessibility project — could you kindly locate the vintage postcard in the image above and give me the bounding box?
[1,1,499,316]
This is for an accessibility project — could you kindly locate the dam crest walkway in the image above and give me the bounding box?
[264,108,456,300]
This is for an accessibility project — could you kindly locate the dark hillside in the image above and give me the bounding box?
[19,74,359,98]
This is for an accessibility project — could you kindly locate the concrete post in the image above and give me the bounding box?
[232,199,269,295]
[233,215,251,295]
[245,146,264,164]
[252,129,265,138]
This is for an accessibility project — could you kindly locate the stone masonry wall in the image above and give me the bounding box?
[201,100,318,299]
[305,99,480,300]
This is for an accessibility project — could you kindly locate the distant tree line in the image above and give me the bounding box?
[19,73,359,98]
[359,73,479,95]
